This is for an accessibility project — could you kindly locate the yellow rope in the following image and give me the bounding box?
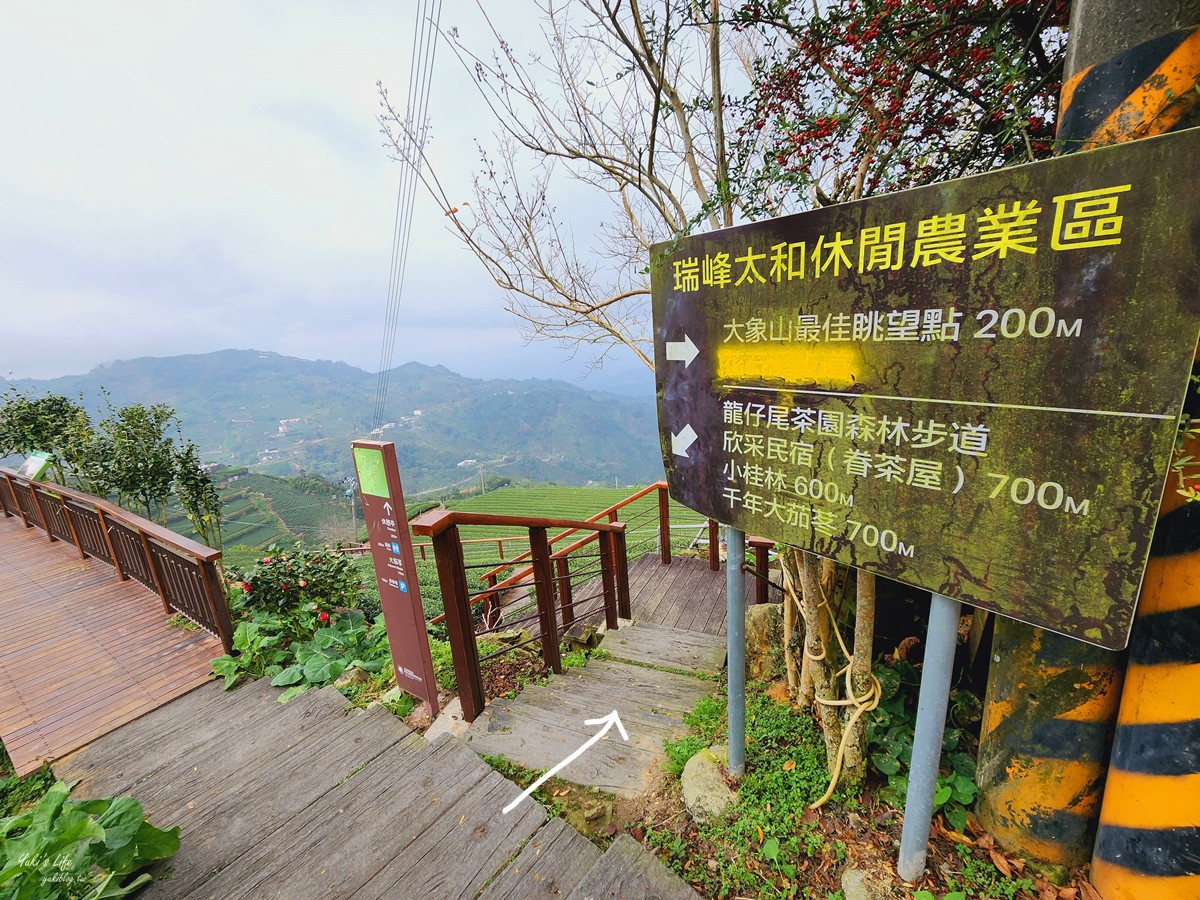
[801,571,881,810]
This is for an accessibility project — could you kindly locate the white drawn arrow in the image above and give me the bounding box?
[502,710,629,814]
[382,501,393,516]
[665,334,700,367]
[671,425,699,458]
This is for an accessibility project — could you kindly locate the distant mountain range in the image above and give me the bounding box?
[2,350,665,492]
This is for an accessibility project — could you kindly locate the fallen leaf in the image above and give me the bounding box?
[989,849,1012,877]
[976,833,996,851]
[458,814,466,826]
[553,788,570,797]
[1038,888,1057,900]
[783,760,796,772]
[1057,888,1077,900]
[1078,882,1103,900]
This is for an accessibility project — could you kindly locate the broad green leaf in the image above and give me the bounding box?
[270,665,304,687]
[277,685,310,704]
[933,783,952,807]
[870,752,901,776]
[761,836,779,861]
[303,655,347,684]
[96,796,144,850]
[945,803,969,835]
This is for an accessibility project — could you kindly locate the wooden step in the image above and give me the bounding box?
[480,817,603,899]
[600,622,726,676]
[566,833,701,900]
[462,659,716,797]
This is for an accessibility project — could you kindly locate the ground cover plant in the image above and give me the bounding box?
[0,780,180,899]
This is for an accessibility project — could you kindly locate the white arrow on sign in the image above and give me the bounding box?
[502,710,629,814]
[671,424,698,458]
[382,501,393,516]
[665,334,699,367]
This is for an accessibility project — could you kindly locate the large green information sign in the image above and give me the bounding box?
[652,129,1200,650]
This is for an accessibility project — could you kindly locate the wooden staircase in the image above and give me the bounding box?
[55,676,701,899]
[461,622,727,797]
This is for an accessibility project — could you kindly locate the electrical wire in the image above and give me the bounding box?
[372,0,443,429]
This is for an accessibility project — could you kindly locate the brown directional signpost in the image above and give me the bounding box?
[351,440,439,716]
[651,127,1200,880]
[654,127,1200,652]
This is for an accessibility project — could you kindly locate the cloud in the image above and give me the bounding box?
[0,1,624,389]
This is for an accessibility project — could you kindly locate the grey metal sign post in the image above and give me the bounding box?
[897,593,962,882]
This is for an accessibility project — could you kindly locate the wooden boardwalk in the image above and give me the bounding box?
[626,553,762,636]
[462,622,725,796]
[0,514,221,775]
[56,678,699,899]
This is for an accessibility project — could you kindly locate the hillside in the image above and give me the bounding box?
[3,350,664,491]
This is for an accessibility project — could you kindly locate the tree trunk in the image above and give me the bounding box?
[799,551,843,765]
[781,549,801,695]
[842,570,877,784]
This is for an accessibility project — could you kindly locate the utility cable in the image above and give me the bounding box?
[372,0,443,429]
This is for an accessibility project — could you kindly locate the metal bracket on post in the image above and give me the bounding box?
[897,592,962,883]
[726,525,746,778]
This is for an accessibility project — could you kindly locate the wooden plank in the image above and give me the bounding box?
[355,770,546,900]
[54,679,275,795]
[464,702,661,796]
[0,513,224,775]
[566,834,701,900]
[146,707,422,900]
[480,817,602,900]
[644,560,711,631]
[106,687,367,818]
[174,736,494,900]
[601,623,726,675]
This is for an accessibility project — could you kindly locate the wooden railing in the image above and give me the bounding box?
[0,467,234,653]
[411,509,631,723]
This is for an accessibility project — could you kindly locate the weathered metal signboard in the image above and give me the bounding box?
[652,128,1200,650]
[351,440,439,714]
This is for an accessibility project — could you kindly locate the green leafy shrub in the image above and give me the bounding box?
[869,660,979,833]
[0,780,180,898]
[227,543,363,616]
[269,611,391,702]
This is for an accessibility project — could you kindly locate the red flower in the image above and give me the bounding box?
[299,579,308,587]
[240,582,251,592]
[281,583,289,591]
[319,611,330,623]
[262,557,272,564]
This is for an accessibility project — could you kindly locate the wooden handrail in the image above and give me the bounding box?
[413,509,631,723]
[0,466,232,652]
[412,509,629,539]
[0,467,221,563]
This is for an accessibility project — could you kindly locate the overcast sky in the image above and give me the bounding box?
[0,2,647,391]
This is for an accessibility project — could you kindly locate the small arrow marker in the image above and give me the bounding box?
[671,425,698,458]
[665,334,700,367]
[503,711,629,814]
[382,501,393,516]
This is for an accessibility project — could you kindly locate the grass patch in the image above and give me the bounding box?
[0,739,55,818]
[643,683,844,899]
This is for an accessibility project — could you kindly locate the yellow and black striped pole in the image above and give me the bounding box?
[975,14,1200,874]
[1053,14,1200,899]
